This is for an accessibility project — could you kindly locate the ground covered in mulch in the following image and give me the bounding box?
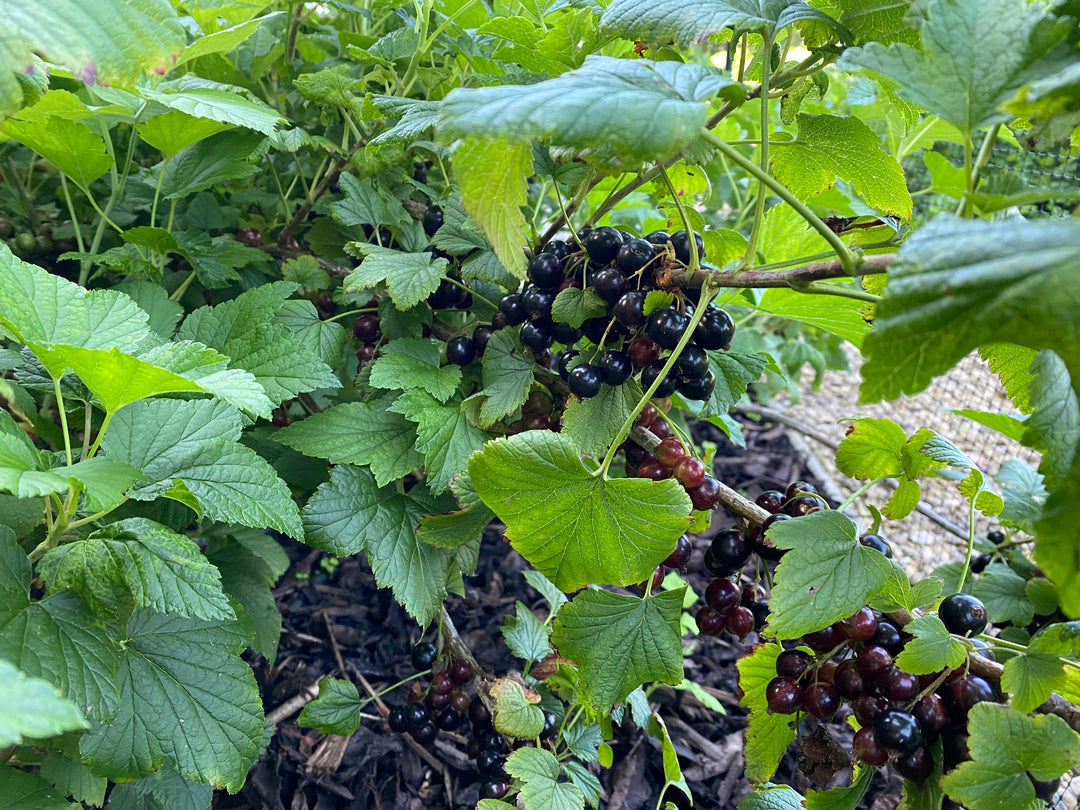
[213,417,907,810]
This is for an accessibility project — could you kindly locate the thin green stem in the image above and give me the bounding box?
[170,269,198,302]
[956,501,977,593]
[85,411,114,460]
[598,280,721,476]
[956,131,976,219]
[837,476,888,512]
[553,184,585,251]
[58,174,85,254]
[658,165,699,277]
[53,378,73,467]
[358,670,431,708]
[740,29,772,271]
[325,306,379,324]
[956,123,1001,219]
[699,129,856,273]
[81,401,93,461]
[789,281,882,304]
[446,276,498,309]
[68,499,129,531]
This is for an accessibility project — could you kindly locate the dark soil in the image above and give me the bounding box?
[214,417,906,810]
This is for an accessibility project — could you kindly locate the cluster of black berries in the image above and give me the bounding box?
[352,310,382,369]
[383,641,554,801]
[763,594,1008,790]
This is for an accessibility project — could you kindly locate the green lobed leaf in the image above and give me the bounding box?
[101,398,304,540]
[835,417,906,479]
[491,676,546,738]
[893,615,969,675]
[0,764,80,810]
[501,601,551,663]
[469,431,692,590]
[343,243,448,309]
[276,400,423,488]
[477,330,536,426]
[771,114,911,218]
[737,643,796,784]
[416,501,496,550]
[1034,453,1080,617]
[945,408,1028,443]
[765,510,895,638]
[980,343,1037,414]
[297,678,361,737]
[0,531,120,721]
[551,588,684,713]
[138,87,284,136]
[391,391,494,494]
[440,56,744,167]
[106,767,212,810]
[177,281,339,406]
[561,378,642,457]
[1001,632,1070,714]
[38,752,107,807]
[40,517,233,622]
[805,765,873,810]
[600,0,850,44]
[4,117,113,191]
[0,658,88,746]
[940,703,1080,809]
[701,351,767,415]
[368,339,462,403]
[809,0,919,47]
[551,287,608,328]
[156,131,265,199]
[78,609,262,793]
[301,465,457,625]
[505,747,585,810]
[175,13,282,67]
[563,761,602,809]
[838,0,1074,135]
[1022,349,1078,491]
[451,137,531,280]
[972,564,1034,626]
[859,216,1080,404]
[737,785,804,810]
[756,286,870,347]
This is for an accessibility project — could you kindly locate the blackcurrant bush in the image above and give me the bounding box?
[528,252,564,288]
[446,336,476,366]
[597,350,633,385]
[540,709,558,739]
[411,641,438,671]
[646,307,690,350]
[874,709,923,755]
[584,226,623,264]
[568,364,603,398]
[939,593,988,637]
[423,206,444,235]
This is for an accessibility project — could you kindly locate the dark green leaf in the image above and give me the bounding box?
[297,678,361,736]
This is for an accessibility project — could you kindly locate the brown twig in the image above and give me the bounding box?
[321,611,348,676]
[266,681,321,725]
[278,141,365,247]
[657,252,895,290]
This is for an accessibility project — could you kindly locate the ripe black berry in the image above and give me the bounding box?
[696,606,725,636]
[878,665,920,702]
[404,702,431,731]
[670,229,705,264]
[688,476,721,510]
[874,709,923,755]
[473,325,494,354]
[435,708,461,731]
[449,659,473,684]
[423,206,444,236]
[552,321,582,344]
[804,682,840,719]
[556,351,579,380]
[644,230,671,247]
[237,227,263,246]
[766,677,803,714]
[641,360,678,397]
[692,305,735,350]
[674,345,710,379]
[646,307,690,350]
[352,314,381,342]
[387,705,409,732]
[709,530,752,574]
[727,605,755,637]
[411,641,438,671]
[678,370,716,401]
[987,529,1005,544]
[480,781,510,800]
[755,490,784,514]
[613,290,647,329]
[519,321,553,352]
[896,747,932,782]
[834,660,864,699]
[568,364,603,398]
[939,593,988,637]
[616,237,656,273]
[853,728,888,766]
[775,649,812,679]
[498,293,527,326]
[705,578,741,613]
[522,286,556,320]
[663,534,692,568]
[584,226,623,264]
[859,533,893,557]
[412,721,438,745]
[528,252,563,288]
[446,336,476,366]
[476,747,502,774]
[598,350,633,385]
[592,267,628,303]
